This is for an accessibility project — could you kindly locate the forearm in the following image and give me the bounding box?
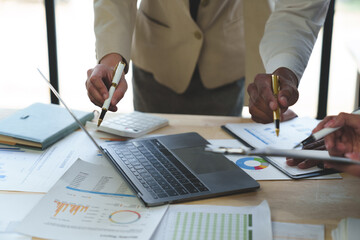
[260,0,330,81]
[94,0,137,72]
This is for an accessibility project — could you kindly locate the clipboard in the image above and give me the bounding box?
[221,118,339,179]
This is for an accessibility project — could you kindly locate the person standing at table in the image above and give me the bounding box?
[86,0,330,122]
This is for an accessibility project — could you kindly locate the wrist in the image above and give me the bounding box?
[100,53,128,73]
[273,67,299,88]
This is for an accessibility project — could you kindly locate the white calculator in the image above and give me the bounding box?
[94,111,169,138]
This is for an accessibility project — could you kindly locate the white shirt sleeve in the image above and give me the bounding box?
[260,0,330,81]
[94,0,138,65]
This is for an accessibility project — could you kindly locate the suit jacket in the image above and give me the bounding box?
[94,0,329,94]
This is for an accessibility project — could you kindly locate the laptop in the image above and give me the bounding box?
[101,132,259,206]
[39,69,259,207]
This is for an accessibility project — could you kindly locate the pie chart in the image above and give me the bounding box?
[236,157,269,170]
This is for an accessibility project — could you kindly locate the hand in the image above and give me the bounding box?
[85,53,128,112]
[313,113,360,156]
[247,67,299,123]
[286,139,325,169]
[324,152,360,177]
[281,109,298,122]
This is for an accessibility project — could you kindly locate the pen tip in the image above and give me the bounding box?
[275,129,279,137]
[293,143,301,149]
[97,119,102,127]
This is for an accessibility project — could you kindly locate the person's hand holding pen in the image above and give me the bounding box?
[86,53,128,112]
[287,113,360,177]
[247,67,299,124]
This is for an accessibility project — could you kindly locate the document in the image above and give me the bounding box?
[151,200,272,240]
[332,217,360,240]
[272,222,324,240]
[209,140,341,180]
[0,193,43,240]
[16,159,168,240]
[0,131,84,192]
[223,117,337,178]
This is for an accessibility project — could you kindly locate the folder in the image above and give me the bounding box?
[221,117,339,179]
[0,103,94,149]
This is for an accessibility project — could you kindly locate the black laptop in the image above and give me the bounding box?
[101,132,259,206]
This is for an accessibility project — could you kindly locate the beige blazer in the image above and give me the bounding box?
[94,0,329,96]
[94,0,246,94]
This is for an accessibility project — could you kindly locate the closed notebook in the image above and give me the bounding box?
[0,103,94,149]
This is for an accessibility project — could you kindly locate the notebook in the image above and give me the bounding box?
[0,103,94,149]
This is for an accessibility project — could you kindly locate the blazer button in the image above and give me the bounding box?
[194,31,202,40]
[201,0,209,7]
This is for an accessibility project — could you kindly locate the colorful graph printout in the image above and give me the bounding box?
[236,157,269,170]
[109,210,141,224]
[17,160,168,240]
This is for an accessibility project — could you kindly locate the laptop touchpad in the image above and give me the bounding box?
[172,147,236,174]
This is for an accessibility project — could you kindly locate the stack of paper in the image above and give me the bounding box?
[332,218,360,240]
[2,157,326,240]
[16,160,168,240]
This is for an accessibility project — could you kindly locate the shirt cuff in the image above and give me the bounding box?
[263,52,303,81]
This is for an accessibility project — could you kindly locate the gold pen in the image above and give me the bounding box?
[97,61,126,127]
[271,74,280,136]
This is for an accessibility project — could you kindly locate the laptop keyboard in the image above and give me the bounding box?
[109,139,209,199]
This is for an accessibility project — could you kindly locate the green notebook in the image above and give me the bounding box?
[0,103,94,149]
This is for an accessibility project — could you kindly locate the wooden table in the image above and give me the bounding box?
[2,110,360,239]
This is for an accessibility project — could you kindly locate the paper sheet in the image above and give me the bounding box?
[272,222,324,240]
[16,159,168,240]
[0,126,128,192]
[209,139,341,180]
[224,117,332,176]
[0,131,86,192]
[332,218,360,240]
[151,200,272,240]
[0,193,43,240]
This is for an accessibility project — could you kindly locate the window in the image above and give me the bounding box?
[1,0,359,117]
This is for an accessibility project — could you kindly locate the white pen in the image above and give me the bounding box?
[293,108,360,148]
[97,61,126,127]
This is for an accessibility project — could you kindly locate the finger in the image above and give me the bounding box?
[110,75,128,107]
[345,152,360,160]
[303,139,325,150]
[86,68,111,105]
[313,115,336,133]
[287,140,325,167]
[277,86,298,108]
[253,74,278,110]
[286,158,306,166]
[248,99,273,123]
[87,80,107,107]
[273,67,299,108]
[297,159,321,169]
[324,129,346,156]
[91,75,110,100]
[324,162,360,177]
[248,83,273,123]
[277,84,298,110]
[87,91,103,107]
[341,112,360,129]
[247,76,275,123]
